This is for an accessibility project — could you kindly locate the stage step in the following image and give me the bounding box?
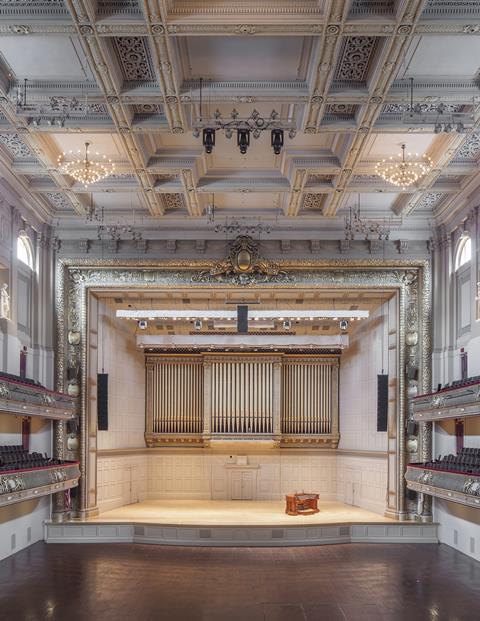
[45,521,438,547]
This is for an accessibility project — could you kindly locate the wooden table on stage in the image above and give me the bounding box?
[285,493,320,516]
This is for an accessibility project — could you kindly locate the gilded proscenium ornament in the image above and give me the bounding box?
[193,236,290,286]
[56,256,431,520]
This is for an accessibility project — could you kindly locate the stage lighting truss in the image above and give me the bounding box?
[193,110,296,156]
[402,107,474,134]
[401,78,474,134]
[191,78,296,155]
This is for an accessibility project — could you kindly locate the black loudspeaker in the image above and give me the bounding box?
[406,420,417,436]
[377,374,388,432]
[97,373,108,431]
[237,305,248,334]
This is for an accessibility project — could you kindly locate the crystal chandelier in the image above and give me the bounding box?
[57,142,115,187]
[375,143,432,190]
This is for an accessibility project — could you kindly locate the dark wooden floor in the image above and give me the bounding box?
[0,543,479,621]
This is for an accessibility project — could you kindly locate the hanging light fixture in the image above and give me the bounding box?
[375,143,432,190]
[402,78,473,133]
[192,78,295,156]
[57,141,115,187]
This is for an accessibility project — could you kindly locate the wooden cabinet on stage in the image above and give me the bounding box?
[145,353,340,449]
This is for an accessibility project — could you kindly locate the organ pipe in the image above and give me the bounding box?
[280,357,337,435]
[145,354,339,441]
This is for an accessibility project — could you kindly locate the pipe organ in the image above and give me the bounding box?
[145,354,339,448]
[211,358,275,435]
[282,358,334,435]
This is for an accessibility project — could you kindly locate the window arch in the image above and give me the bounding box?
[17,234,34,270]
[455,235,472,271]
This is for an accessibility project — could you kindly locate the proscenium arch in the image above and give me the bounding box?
[53,258,432,522]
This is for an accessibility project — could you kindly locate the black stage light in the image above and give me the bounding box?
[202,128,216,154]
[138,320,148,330]
[237,128,250,154]
[271,128,284,155]
[339,319,348,331]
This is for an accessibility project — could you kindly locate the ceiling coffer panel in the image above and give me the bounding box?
[162,193,186,211]
[113,37,155,82]
[0,134,35,160]
[302,194,325,212]
[334,37,379,82]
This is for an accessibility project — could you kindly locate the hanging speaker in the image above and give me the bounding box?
[237,305,248,334]
[377,374,388,432]
[97,373,108,431]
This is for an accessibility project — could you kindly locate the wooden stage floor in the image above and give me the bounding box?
[47,500,438,546]
[88,499,395,526]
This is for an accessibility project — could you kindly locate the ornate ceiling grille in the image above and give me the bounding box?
[334,37,378,82]
[113,37,155,81]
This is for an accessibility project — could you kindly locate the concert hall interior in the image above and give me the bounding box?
[1,2,480,620]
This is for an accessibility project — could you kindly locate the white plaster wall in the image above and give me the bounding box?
[97,454,148,512]
[96,452,339,510]
[0,415,52,560]
[434,501,480,562]
[336,455,388,515]
[0,193,57,560]
[96,302,145,450]
[0,498,50,560]
[431,202,480,562]
[96,451,389,515]
[338,304,391,452]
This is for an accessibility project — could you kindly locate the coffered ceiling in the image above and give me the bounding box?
[0,0,479,236]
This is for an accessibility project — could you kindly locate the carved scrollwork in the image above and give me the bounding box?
[0,474,25,494]
[192,236,290,286]
[335,37,377,82]
[79,25,94,36]
[234,25,256,35]
[113,36,154,81]
[0,383,10,399]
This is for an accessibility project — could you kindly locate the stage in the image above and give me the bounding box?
[88,499,392,526]
[45,500,438,547]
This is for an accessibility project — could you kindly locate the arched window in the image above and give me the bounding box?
[455,235,472,271]
[17,235,34,270]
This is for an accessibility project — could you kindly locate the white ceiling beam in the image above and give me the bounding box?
[117,309,369,319]
[392,111,480,217]
[136,334,350,348]
[64,0,166,217]
[322,0,431,217]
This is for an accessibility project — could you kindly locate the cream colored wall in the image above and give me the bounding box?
[336,455,388,515]
[335,302,394,515]
[96,301,145,450]
[94,299,397,515]
[431,205,480,561]
[96,451,388,515]
[339,302,394,452]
